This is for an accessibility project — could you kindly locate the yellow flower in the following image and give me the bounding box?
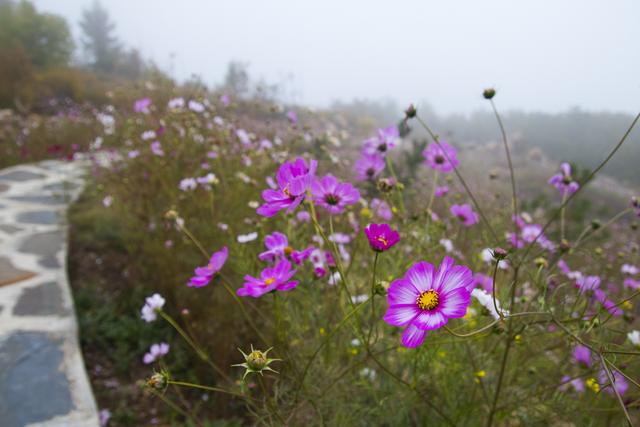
[360,207,372,218]
[475,370,486,378]
[391,206,398,214]
[623,301,633,310]
[586,378,600,393]
[514,335,522,344]
[437,351,446,358]
[319,327,326,336]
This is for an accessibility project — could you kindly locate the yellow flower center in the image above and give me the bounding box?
[284,246,294,256]
[417,290,439,311]
[376,235,389,246]
[264,277,276,286]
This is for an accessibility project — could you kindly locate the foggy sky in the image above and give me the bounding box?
[32,0,640,115]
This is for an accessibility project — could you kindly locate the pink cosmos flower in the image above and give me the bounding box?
[548,162,579,196]
[134,97,152,113]
[450,204,479,226]
[371,198,392,220]
[311,175,360,214]
[573,345,591,367]
[259,232,311,264]
[621,264,639,275]
[624,278,640,290]
[384,256,473,348]
[143,342,170,364]
[354,153,385,181]
[237,259,299,297]
[364,223,400,252]
[257,157,317,217]
[187,247,228,287]
[423,141,459,173]
[362,125,399,156]
[220,94,231,106]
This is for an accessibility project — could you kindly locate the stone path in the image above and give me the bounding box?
[0,161,99,427]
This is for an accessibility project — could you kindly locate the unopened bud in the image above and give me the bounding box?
[404,104,417,119]
[483,88,496,100]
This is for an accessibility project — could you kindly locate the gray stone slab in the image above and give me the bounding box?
[13,281,66,316]
[39,254,61,269]
[0,170,45,182]
[0,183,8,193]
[43,182,80,192]
[8,194,66,205]
[0,332,73,426]
[0,256,36,287]
[18,231,62,257]
[16,210,60,225]
[0,225,22,234]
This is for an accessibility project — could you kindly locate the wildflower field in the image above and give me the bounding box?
[13,81,625,426]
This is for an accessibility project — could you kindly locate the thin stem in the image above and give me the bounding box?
[427,170,439,212]
[367,252,380,345]
[160,311,231,382]
[490,99,519,248]
[444,319,500,338]
[168,380,255,401]
[560,192,568,240]
[490,260,503,320]
[599,353,633,426]
[518,112,640,266]
[415,114,500,245]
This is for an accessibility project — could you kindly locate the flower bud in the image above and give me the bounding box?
[492,247,508,260]
[590,219,601,230]
[233,345,281,380]
[404,104,417,119]
[483,88,496,100]
[146,371,169,391]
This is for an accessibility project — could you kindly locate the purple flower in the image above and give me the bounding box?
[220,94,231,106]
[362,125,399,156]
[559,376,585,393]
[140,293,165,322]
[384,256,473,348]
[237,259,299,298]
[575,275,600,293]
[296,211,311,223]
[599,369,629,396]
[187,247,228,287]
[621,264,639,275]
[311,175,360,214]
[134,97,152,113]
[450,204,479,227]
[143,342,170,364]
[257,157,317,217]
[573,345,591,367]
[259,232,311,264]
[371,198,392,220]
[150,141,164,156]
[473,273,493,292]
[593,289,623,317]
[99,409,111,427]
[548,162,579,196]
[179,178,197,191]
[188,100,205,113]
[423,141,459,173]
[354,153,385,181]
[364,223,400,252]
[286,110,298,124]
[624,278,640,290]
[435,186,449,197]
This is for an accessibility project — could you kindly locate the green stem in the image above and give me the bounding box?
[168,380,255,401]
[367,252,380,346]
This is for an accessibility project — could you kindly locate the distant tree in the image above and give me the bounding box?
[0,0,73,69]
[79,1,120,72]
[222,61,250,98]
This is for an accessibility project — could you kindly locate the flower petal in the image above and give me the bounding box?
[401,323,427,348]
[440,288,471,318]
[412,310,447,330]
[383,304,420,327]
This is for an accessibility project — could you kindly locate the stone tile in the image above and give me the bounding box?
[18,231,62,257]
[39,255,61,269]
[0,170,45,182]
[0,332,72,426]
[43,182,80,192]
[8,194,66,205]
[0,225,22,234]
[0,183,8,193]
[13,281,67,316]
[16,210,60,225]
[0,257,36,287]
